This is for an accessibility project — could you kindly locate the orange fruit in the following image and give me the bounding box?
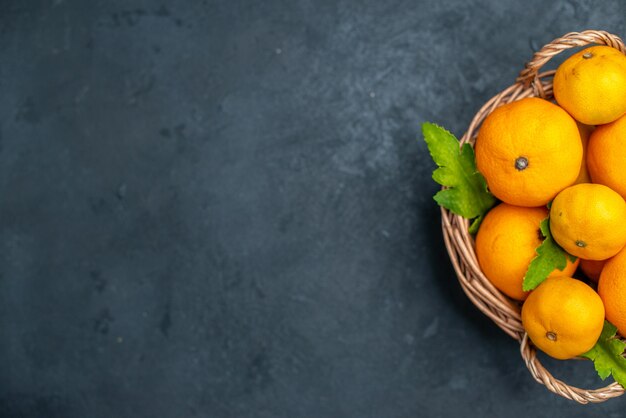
[554,46,626,125]
[574,122,594,184]
[475,97,582,207]
[587,113,626,199]
[522,276,605,360]
[579,258,606,283]
[476,203,579,300]
[598,246,626,337]
[550,183,626,260]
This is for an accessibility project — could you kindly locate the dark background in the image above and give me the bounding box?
[0,0,624,417]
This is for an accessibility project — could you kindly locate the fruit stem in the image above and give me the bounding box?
[515,156,529,171]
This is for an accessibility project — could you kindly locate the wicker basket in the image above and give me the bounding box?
[442,30,626,404]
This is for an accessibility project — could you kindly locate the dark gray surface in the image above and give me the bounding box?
[0,1,625,417]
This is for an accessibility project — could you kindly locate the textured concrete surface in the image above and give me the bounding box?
[0,1,625,417]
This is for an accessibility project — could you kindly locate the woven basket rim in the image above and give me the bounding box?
[442,29,626,404]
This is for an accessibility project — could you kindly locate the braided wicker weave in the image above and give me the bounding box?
[443,30,626,404]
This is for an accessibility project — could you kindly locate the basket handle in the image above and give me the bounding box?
[520,334,625,403]
[516,30,626,89]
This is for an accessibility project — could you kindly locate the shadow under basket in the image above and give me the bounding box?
[442,29,626,404]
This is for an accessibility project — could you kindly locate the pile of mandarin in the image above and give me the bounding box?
[473,45,626,359]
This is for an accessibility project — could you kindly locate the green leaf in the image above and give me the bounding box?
[422,123,496,221]
[522,217,573,291]
[581,321,626,387]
